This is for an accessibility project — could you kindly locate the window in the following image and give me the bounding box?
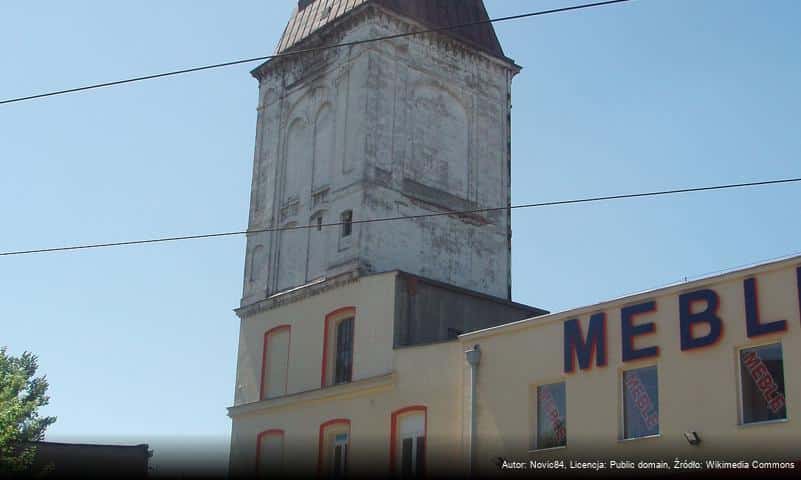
[535,382,566,449]
[334,318,354,384]
[318,419,350,477]
[340,210,352,238]
[390,406,426,477]
[260,326,290,400]
[739,343,786,424]
[256,429,284,476]
[338,211,353,251]
[307,212,327,281]
[332,433,349,477]
[622,366,659,439]
[322,308,356,387]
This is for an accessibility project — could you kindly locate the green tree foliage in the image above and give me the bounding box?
[0,347,56,475]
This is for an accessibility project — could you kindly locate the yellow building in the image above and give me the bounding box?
[462,256,801,476]
[229,255,801,477]
[228,1,801,477]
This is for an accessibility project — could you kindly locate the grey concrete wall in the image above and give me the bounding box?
[393,272,546,348]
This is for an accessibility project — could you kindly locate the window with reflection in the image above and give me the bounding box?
[622,366,659,439]
[740,343,786,424]
[323,308,356,387]
[536,382,566,449]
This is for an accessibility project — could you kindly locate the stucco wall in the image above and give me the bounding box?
[462,259,801,475]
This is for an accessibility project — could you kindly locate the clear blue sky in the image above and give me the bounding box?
[2,0,800,473]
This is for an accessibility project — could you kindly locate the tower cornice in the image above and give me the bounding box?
[252,3,521,82]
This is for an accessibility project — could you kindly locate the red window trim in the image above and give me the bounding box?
[389,405,428,473]
[321,307,356,388]
[317,418,351,475]
[260,325,291,400]
[255,428,285,474]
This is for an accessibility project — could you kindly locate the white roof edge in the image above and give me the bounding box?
[460,252,801,341]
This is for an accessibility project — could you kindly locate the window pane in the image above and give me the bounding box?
[623,366,659,439]
[415,436,425,475]
[399,413,425,437]
[740,343,786,424]
[335,318,353,384]
[401,438,413,477]
[332,445,343,479]
[342,444,348,475]
[341,211,352,237]
[536,382,567,449]
[330,434,348,479]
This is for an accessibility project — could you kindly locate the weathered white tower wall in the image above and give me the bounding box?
[241,4,519,306]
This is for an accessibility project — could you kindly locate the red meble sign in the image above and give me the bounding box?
[563,267,801,373]
[742,350,785,414]
[624,372,658,430]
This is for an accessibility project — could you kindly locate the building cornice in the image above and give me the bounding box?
[227,372,395,418]
[252,3,520,81]
[461,253,801,342]
[368,4,520,71]
[236,269,364,318]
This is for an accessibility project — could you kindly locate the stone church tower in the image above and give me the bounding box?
[241,0,520,305]
[228,2,539,477]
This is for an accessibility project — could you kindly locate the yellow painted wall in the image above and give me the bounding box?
[462,259,801,475]
[230,257,801,477]
[229,340,464,477]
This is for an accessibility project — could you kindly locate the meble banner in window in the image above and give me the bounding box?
[537,382,567,449]
[740,343,786,424]
[623,366,659,439]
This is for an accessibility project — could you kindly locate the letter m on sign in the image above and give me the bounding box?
[564,313,607,373]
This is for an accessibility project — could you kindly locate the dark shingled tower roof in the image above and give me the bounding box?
[275,0,508,61]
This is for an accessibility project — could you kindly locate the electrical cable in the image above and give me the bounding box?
[1,175,798,257]
[0,0,632,106]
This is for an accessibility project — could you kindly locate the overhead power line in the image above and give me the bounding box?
[0,0,632,106]
[1,176,798,258]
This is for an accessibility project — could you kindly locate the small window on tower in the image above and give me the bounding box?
[340,211,352,238]
[316,215,323,231]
